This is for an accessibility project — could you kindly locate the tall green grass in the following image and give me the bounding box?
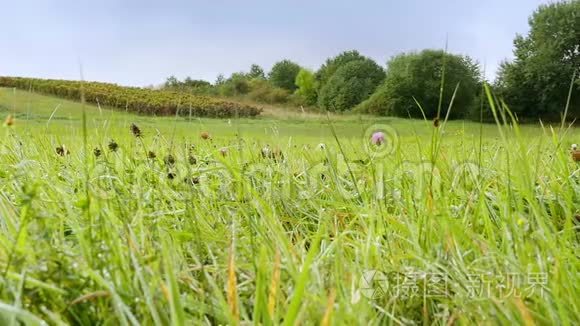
[0,86,578,325]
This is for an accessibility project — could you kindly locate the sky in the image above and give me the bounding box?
[1,0,548,87]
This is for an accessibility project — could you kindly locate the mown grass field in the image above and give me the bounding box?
[0,87,579,325]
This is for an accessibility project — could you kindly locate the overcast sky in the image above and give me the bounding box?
[1,0,547,86]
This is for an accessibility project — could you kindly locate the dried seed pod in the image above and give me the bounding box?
[4,114,14,127]
[130,123,142,137]
[572,152,580,162]
[572,144,580,162]
[108,140,118,152]
[56,145,69,156]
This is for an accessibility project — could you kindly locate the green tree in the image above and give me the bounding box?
[183,77,211,88]
[215,74,226,85]
[219,72,250,96]
[164,75,180,88]
[496,0,580,120]
[356,50,480,119]
[248,64,266,80]
[318,58,385,112]
[294,69,317,105]
[268,60,302,91]
[315,50,366,92]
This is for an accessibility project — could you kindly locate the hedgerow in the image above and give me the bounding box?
[0,76,262,118]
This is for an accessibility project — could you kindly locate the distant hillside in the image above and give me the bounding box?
[0,76,261,118]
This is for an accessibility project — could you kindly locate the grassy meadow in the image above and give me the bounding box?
[0,87,579,325]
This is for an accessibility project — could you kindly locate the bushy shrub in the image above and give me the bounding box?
[247,79,290,104]
[356,50,480,119]
[218,73,251,97]
[317,59,385,112]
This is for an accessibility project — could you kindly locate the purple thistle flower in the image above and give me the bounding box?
[371,131,386,146]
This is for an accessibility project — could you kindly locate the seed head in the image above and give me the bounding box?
[148,151,157,159]
[200,131,210,140]
[93,148,102,157]
[56,145,69,156]
[433,117,440,128]
[4,114,14,127]
[108,139,119,152]
[219,147,228,157]
[130,123,142,137]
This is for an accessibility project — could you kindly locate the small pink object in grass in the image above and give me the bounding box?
[371,131,386,145]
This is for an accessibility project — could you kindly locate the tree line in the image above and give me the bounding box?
[165,0,579,121]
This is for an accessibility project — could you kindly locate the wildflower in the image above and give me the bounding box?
[108,139,118,152]
[130,123,142,137]
[148,151,156,159]
[201,131,210,140]
[371,131,386,146]
[220,147,228,157]
[93,148,102,157]
[164,154,176,166]
[4,114,14,127]
[56,145,69,156]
